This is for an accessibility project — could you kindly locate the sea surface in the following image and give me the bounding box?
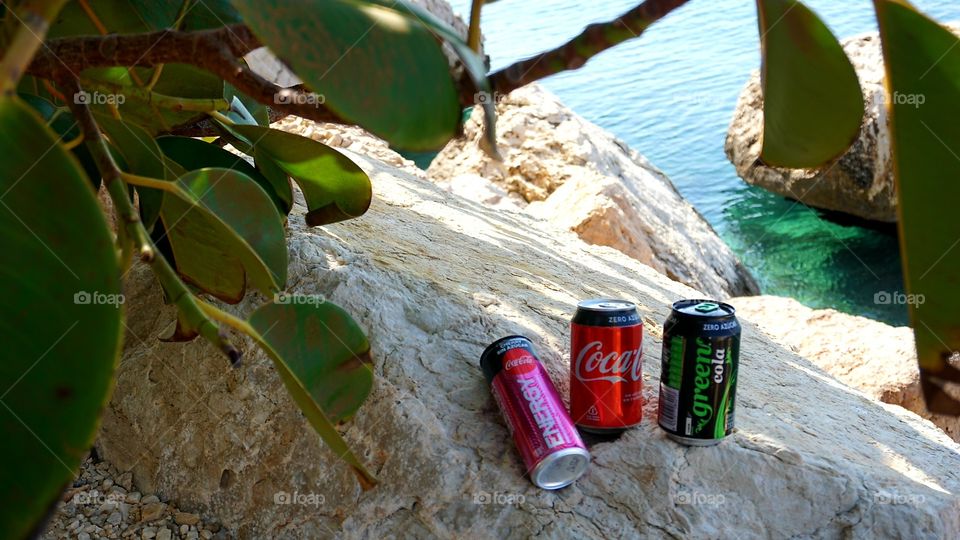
[446,0,960,326]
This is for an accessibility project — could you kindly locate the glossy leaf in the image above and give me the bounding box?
[224,83,271,127]
[19,93,101,190]
[376,0,499,156]
[224,123,371,226]
[231,0,461,150]
[161,168,287,302]
[756,0,865,167]
[875,0,960,414]
[50,3,224,133]
[0,97,121,538]
[96,115,169,230]
[249,300,376,487]
[156,135,292,215]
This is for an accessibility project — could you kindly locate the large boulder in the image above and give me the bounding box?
[730,295,960,443]
[98,126,960,539]
[428,84,759,300]
[726,32,899,223]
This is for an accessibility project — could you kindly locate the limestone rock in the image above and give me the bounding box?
[730,295,960,443]
[726,28,959,223]
[98,129,960,538]
[428,84,758,299]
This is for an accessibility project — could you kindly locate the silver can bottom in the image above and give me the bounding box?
[666,432,725,447]
[530,447,590,490]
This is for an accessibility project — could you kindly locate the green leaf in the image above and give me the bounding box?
[231,0,460,150]
[249,300,375,488]
[224,83,270,127]
[18,93,101,190]
[875,0,960,414]
[223,124,371,226]
[375,0,498,156]
[156,135,293,215]
[160,168,287,302]
[95,115,169,230]
[756,0,865,167]
[0,97,121,538]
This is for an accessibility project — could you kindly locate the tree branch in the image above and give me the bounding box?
[29,24,344,126]
[488,0,690,95]
[63,77,242,366]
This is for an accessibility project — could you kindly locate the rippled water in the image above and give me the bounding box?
[446,0,960,325]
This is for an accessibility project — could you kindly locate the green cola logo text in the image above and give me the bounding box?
[692,337,726,433]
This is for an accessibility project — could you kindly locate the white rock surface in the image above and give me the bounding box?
[731,295,960,443]
[96,129,960,538]
[725,28,960,223]
[428,84,759,300]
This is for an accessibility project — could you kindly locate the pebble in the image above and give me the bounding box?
[141,495,160,505]
[102,479,114,490]
[118,472,134,490]
[140,502,166,522]
[126,492,142,504]
[108,511,123,525]
[142,526,157,539]
[78,533,91,540]
[156,527,172,540]
[175,512,200,526]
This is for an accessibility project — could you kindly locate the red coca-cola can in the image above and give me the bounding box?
[570,299,644,434]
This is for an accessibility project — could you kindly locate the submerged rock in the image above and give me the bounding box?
[99,129,960,538]
[726,31,899,223]
[429,84,759,300]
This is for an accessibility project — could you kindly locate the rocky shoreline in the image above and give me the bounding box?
[40,5,960,538]
[68,112,960,537]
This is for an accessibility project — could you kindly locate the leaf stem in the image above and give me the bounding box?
[208,110,234,125]
[119,172,177,192]
[467,0,483,53]
[81,79,231,112]
[61,132,84,150]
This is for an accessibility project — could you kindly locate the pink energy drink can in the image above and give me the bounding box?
[480,336,590,489]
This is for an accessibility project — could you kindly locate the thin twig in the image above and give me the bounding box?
[488,0,689,95]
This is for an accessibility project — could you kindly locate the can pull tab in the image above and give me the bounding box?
[694,302,720,314]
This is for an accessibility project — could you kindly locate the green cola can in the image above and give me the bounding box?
[657,299,740,446]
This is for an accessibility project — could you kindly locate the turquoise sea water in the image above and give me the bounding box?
[446,0,960,326]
